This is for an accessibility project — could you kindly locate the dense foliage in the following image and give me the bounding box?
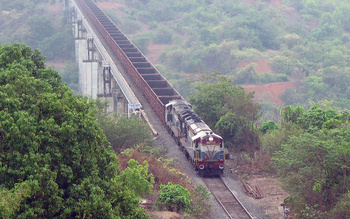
[0,0,78,92]
[0,1,74,60]
[156,182,191,213]
[115,0,350,109]
[119,148,213,217]
[258,104,350,218]
[0,43,150,218]
[95,100,154,152]
[190,74,260,151]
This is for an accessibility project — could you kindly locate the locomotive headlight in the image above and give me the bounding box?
[199,165,205,170]
[219,164,224,170]
[209,136,213,142]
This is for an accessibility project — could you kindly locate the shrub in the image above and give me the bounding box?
[156,182,191,212]
[154,26,173,44]
[189,184,212,218]
[260,120,279,133]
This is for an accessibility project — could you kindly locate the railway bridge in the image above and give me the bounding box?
[66,0,181,118]
[67,0,142,116]
[63,2,261,218]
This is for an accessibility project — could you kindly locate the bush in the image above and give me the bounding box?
[189,184,212,218]
[260,120,279,133]
[131,32,154,54]
[154,26,173,44]
[270,56,301,75]
[156,182,191,212]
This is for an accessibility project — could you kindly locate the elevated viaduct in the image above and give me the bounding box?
[66,0,142,116]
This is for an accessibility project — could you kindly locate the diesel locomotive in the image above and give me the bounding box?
[165,99,225,176]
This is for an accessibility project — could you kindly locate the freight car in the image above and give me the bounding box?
[74,0,225,175]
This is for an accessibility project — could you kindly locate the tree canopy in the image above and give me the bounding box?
[267,105,350,218]
[190,74,260,150]
[109,0,350,109]
[0,43,150,218]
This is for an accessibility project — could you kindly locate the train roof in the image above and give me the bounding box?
[167,99,223,142]
[167,99,212,133]
[191,130,223,142]
[167,99,201,122]
[188,121,211,134]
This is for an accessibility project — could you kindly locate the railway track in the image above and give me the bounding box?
[73,1,258,217]
[203,176,253,219]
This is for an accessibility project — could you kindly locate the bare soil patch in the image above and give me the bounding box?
[270,0,283,7]
[245,176,289,218]
[238,59,273,74]
[226,154,290,219]
[244,81,298,105]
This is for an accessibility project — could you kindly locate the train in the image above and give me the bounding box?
[74,0,225,175]
[165,99,225,175]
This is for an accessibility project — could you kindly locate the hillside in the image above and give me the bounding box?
[0,0,78,92]
[97,0,350,117]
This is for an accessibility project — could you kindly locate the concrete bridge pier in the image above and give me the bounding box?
[68,1,142,117]
[72,15,128,115]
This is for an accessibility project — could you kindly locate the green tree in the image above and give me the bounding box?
[39,25,75,60]
[296,106,339,131]
[0,180,40,218]
[0,0,34,10]
[234,63,259,84]
[272,128,350,217]
[119,159,154,198]
[154,26,173,44]
[190,75,260,150]
[0,43,149,218]
[270,55,303,76]
[282,106,305,123]
[189,184,212,218]
[259,120,279,134]
[27,15,54,47]
[95,99,154,152]
[156,182,191,212]
[279,33,301,49]
[59,61,79,92]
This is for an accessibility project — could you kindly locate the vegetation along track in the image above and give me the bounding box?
[203,176,253,219]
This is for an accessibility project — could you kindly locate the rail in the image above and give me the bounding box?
[203,176,254,219]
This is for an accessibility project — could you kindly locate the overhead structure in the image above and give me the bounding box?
[67,0,141,116]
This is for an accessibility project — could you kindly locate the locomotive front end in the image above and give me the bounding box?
[192,132,225,176]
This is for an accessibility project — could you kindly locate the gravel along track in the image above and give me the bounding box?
[203,176,253,219]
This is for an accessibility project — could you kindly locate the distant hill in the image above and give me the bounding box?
[97,0,350,113]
